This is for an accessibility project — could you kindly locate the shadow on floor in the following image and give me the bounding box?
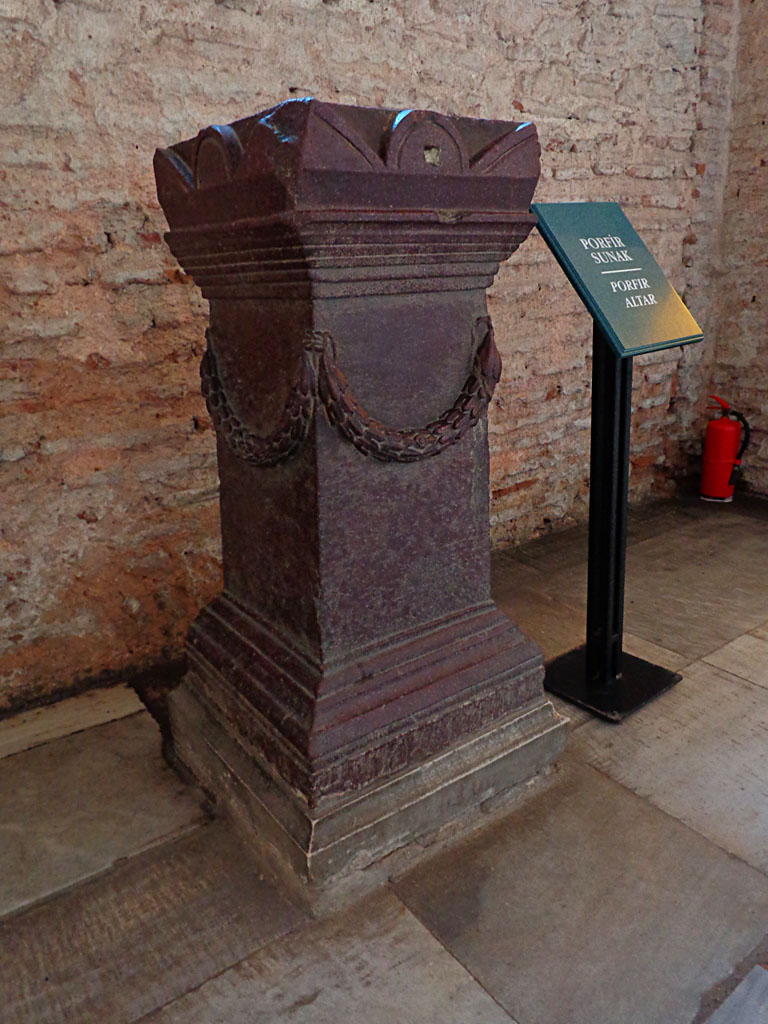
[1,497,767,1024]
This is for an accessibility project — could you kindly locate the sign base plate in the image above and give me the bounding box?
[544,646,681,722]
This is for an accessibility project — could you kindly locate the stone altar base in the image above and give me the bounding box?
[167,595,565,901]
[169,682,563,905]
[154,99,566,903]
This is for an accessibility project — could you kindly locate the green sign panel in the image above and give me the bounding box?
[531,201,703,357]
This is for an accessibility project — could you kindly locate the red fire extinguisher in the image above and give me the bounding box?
[701,395,751,502]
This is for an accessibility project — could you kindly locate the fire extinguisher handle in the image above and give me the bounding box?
[708,394,731,411]
[732,410,751,462]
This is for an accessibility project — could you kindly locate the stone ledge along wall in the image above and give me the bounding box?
[0,0,744,712]
[711,0,768,493]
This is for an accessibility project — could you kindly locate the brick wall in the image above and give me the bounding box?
[0,0,749,711]
[711,0,768,492]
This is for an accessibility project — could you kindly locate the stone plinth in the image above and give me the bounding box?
[154,99,565,897]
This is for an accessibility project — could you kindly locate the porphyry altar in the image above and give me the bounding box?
[154,99,565,896]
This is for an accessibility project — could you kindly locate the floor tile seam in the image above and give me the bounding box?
[622,629,730,668]
[0,708,149,764]
[690,930,768,1023]
[521,584,587,614]
[498,556,588,577]
[623,521,709,552]
[491,521,705,600]
[0,817,211,930]
[384,884,522,1023]
[561,716,591,736]
[625,640,699,671]
[570,760,768,885]
[126,908,312,1024]
[559,635,697,671]
[491,557,552,581]
[696,656,768,694]
[493,500,701,566]
[695,965,768,1024]
[494,570,588,614]
[624,525,684,549]
[543,641,696,707]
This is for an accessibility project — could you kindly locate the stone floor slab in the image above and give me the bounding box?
[495,524,588,576]
[491,507,698,677]
[493,500,733,582]
[0,711,207,917]
[2,498,766,1024]
[0,684,144,760]
[706,966,768,1024]
[623,632,690,671]
[570,660,768,873]
[621,515,768,659]
[547,694,592,729]
[0,822,306,1024]
[491,561,585,663]
[521,512,768,663]
[142,888,516,1024]
[393,760,768,1024]
[704,634,768,690]
[693,931,768,1023]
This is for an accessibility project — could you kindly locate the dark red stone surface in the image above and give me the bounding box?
[155,99,543,809]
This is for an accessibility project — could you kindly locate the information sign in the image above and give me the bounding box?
[532,201,702,357]
[534,201,704,719]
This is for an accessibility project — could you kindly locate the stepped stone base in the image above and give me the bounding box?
[169,683,566,907]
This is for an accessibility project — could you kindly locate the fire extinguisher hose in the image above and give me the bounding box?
[728,409,752,485]
[733,410,751,462]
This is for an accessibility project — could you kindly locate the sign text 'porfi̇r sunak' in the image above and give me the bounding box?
[531,202,703,358]
[580,235,657,307]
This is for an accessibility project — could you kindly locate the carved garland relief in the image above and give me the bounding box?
[200,316,502,465]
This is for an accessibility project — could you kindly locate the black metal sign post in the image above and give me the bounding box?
[531,202,704,721]
[544,323,681,719]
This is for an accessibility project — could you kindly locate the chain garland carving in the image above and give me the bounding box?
[318,317,500,462]
[200,317,501,466]
[200,328,323,466]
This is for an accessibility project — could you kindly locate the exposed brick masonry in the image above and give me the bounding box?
[0,0,759,710]
[711,0,768,491]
